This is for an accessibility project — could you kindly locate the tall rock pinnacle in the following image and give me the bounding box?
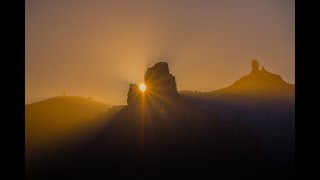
[251,59,259,72]
[127,62,180,105]
[144,62,179,98]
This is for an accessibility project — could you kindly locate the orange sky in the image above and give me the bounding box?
[25,0,294,105]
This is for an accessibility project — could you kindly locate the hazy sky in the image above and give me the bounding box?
[26,0,295,105]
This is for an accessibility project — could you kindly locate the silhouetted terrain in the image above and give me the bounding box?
[25,97,48,105]
[181,60,294,98]
[180,60,295,178]
[26,61,294,180]
[25,96,111,164]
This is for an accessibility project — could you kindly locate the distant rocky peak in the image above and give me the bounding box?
[227,60,292,92]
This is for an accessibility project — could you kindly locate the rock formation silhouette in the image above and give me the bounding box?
[179,60,295,180]
[127,84,141,105]
[101,62,265,179]
[251,59,259,72]
[144,62,179,99]
[210,59,294,98]
[127,62,180,106]
[27,61,271,180]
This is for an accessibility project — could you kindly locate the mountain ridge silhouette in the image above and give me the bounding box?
[179,60,295,178]
[26,60,294,180]
[180,59,294,99]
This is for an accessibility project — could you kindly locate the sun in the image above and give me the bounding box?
[139,83,146,92]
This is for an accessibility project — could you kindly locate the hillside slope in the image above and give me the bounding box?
[25,96,111,159]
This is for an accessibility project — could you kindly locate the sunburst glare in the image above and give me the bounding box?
[139,83,146,92]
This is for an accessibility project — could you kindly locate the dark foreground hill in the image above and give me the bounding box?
[25,62,292,180]
[25,96,111,162]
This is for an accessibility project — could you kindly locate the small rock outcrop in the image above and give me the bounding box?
[127,84,141,105]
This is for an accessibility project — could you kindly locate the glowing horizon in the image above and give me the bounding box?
[26,0,295,105]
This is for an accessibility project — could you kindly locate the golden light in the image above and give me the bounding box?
[139,83,146,92]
